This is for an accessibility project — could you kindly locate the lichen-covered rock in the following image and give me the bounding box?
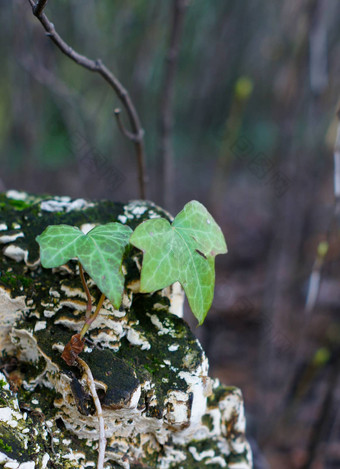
[0,191,252,468]
[0,371,98,468]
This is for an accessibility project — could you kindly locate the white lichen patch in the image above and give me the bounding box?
[43,309,57,318]
[164,390,190,428]
[22,453,37,466]
[0,232,24,244]
[89,312,124,336]
[87,330,120,351]
[60,284,88,300]
[60,299,88,312]
[61,449,87,464]
[52,264,74,275]
[168,344,179,352]
[4,462,20,468]
[40,197,82,213]
[49,288,60,298]
[6,190,28,200]
[0,455,19,467]
[188,446,215,461]
[3,245,28,263]
[123,201,148,217]
[34,321,47,332]
[206,455,227,467]
[126,328,151,350]
[147,314,173,336]
[158,449,187,468]
[117,215,127,224]
[168,281,184,318]
[41,453,50,468]
[52,343,65,353]
[0,287,27,354]
[54,317,83,331]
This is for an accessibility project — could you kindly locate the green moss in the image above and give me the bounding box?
[202,414,214,431]
[112,292,203,416]
[0,271,34,295]
[168,440,226,468]
[207,385,237,408]
[227,450,251,464]
[6,199,31,211]
[0,438,12,452]
[0,423,28,462]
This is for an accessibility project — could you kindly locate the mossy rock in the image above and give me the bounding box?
[0,191,252,469]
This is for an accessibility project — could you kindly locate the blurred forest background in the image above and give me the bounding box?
[1,0,340,467]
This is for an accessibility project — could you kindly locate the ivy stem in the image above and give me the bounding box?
[79,262,92,319]
[79,293,106,340]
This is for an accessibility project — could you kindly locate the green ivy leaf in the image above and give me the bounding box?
[36,225,83,268]
[36,223,132,308]
[130,201,227,324]
[76,224,132,308]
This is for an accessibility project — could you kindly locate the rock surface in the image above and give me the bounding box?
[0,191,252,468]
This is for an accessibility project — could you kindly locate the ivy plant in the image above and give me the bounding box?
[36,222,132,365]
[36,201,226,363]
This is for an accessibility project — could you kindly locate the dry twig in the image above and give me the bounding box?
[77,357,106,469]
[114,108,144,143]
[26,0,147,198]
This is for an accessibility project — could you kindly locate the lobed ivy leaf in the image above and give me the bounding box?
[130,200,227,324]
[36,223,132,308]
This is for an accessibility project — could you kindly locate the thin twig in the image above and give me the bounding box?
[33,0,47,16]
[160,0,187,210]
[79,262,92,319]
[77,357,106,469]
[114,108,144,143]
[27,0,147,199]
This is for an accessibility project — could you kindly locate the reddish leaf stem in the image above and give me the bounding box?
[79,262,92,319]
[79,293,106,340]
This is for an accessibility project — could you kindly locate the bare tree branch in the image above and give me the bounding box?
[26,0,147,199]
[160,0,188,210]
[33,0,47,17]
[114,108,144,143]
